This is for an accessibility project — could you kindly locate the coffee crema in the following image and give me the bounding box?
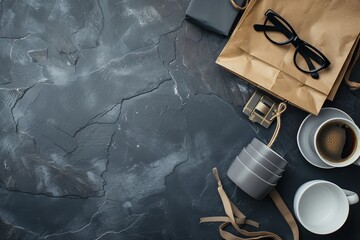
[316,122,357,163]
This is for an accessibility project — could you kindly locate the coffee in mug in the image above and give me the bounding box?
[316,120,357,163]
[312,117,360,167]
[297,108,360,168]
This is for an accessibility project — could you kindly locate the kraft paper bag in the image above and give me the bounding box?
[216,0,360,114]
[328,34,360,100]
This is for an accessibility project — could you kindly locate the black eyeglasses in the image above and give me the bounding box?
[253,9,330,79]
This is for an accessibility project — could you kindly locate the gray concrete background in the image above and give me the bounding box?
[0,0,359,239]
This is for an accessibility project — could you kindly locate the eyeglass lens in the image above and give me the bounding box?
[264,15,293,44]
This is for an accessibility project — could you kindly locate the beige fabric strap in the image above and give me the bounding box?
[344,43,360,90]
[200,216,259,227]
[267,103,287,148]
[219,222,283,240]
[230,0,249,10]
[200,168,298,240]
[269,189,299,240]
[212,168,253,233]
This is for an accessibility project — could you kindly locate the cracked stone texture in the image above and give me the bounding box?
[0,0,359,239]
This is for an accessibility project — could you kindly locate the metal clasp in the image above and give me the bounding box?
[243,91,278,128]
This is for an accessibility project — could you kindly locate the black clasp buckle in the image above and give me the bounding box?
[243,91,278,128]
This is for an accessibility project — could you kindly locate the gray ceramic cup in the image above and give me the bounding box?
[237,148,281,184]
[250,138,288,169]
[246,144,285,175]
[227,155,276,200]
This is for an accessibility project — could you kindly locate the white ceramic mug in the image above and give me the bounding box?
[294,180,359,235]
[310,117,360,167]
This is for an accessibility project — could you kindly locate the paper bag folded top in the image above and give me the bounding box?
[216,0,360,114]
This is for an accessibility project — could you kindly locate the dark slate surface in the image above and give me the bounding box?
[0,0,359,239]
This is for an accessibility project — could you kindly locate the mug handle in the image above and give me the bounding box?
[354,158,360,166]
[342,189,359,205]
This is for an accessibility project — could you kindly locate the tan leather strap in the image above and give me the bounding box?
[345,43,360,90]
[212,168,255,233]
[201,168,300,240]
[219,222,282,240]
[200,216,259,227]
[267,103,287,148]
[230,0,249,10]
[269,189,299,240]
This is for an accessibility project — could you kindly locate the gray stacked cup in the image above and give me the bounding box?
[227,138,288,200]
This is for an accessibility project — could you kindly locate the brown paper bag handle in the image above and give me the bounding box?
[230,0,249,10]
[200,168,299,240]
[345,43,360,90]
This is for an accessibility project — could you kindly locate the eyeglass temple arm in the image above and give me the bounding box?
[296,49,319,79]
[254,24,279,32]
[254,16,294,40]
[253,25,293,39]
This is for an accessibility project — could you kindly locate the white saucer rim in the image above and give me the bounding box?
[296,108,354,169]
[297,115,333,169]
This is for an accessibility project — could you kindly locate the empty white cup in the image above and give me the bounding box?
[293,180,359,235]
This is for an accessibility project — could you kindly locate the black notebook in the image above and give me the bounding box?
[185,0,244,36]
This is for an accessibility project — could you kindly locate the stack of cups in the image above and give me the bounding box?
[227,138,288,200]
